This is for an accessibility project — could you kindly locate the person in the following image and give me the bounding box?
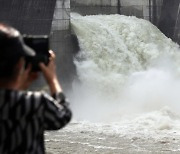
[0,23,72,154]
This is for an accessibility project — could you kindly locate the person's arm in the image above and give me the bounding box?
[39,50,72,130]
[42,92,72,130]
[39,50,62,95]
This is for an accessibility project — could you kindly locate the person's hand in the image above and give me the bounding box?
[39,50,57,84]
[39,50,62,94]
[19,64,39,90]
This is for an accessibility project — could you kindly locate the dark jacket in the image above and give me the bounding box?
[0,89,72,154]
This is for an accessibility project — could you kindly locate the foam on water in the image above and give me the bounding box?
[69,13,180,135]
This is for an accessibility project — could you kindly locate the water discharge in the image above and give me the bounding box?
[70,13,180,123]
[46,14,180,154]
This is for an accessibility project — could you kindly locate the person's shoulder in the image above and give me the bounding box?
[20,90,58,103]
[32,90,54,101]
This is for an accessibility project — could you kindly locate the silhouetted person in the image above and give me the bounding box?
[0,23,72,154]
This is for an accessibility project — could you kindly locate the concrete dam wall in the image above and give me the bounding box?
[0,0,56,35]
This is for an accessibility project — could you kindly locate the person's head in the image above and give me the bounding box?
[0,23,35,81]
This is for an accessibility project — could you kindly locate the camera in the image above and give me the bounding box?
[23,35,50,71]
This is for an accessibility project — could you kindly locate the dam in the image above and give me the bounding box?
[1,0,180,153]
[0,0,180,91]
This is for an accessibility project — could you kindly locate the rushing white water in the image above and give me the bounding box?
[66,13,180,139]
[46,14,180,154]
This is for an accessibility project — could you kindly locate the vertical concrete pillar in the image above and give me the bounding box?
[52,0,70,31]
[158,0,179,39]
[50,0,77,92]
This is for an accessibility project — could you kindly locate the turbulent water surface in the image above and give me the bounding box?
[46,14,180,153]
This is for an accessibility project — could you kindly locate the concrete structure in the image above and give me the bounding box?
[50,0,77,92]
[52,0,70,31]
[158,0,180,44]
[71,0,150,19]
[0,0,56,35]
